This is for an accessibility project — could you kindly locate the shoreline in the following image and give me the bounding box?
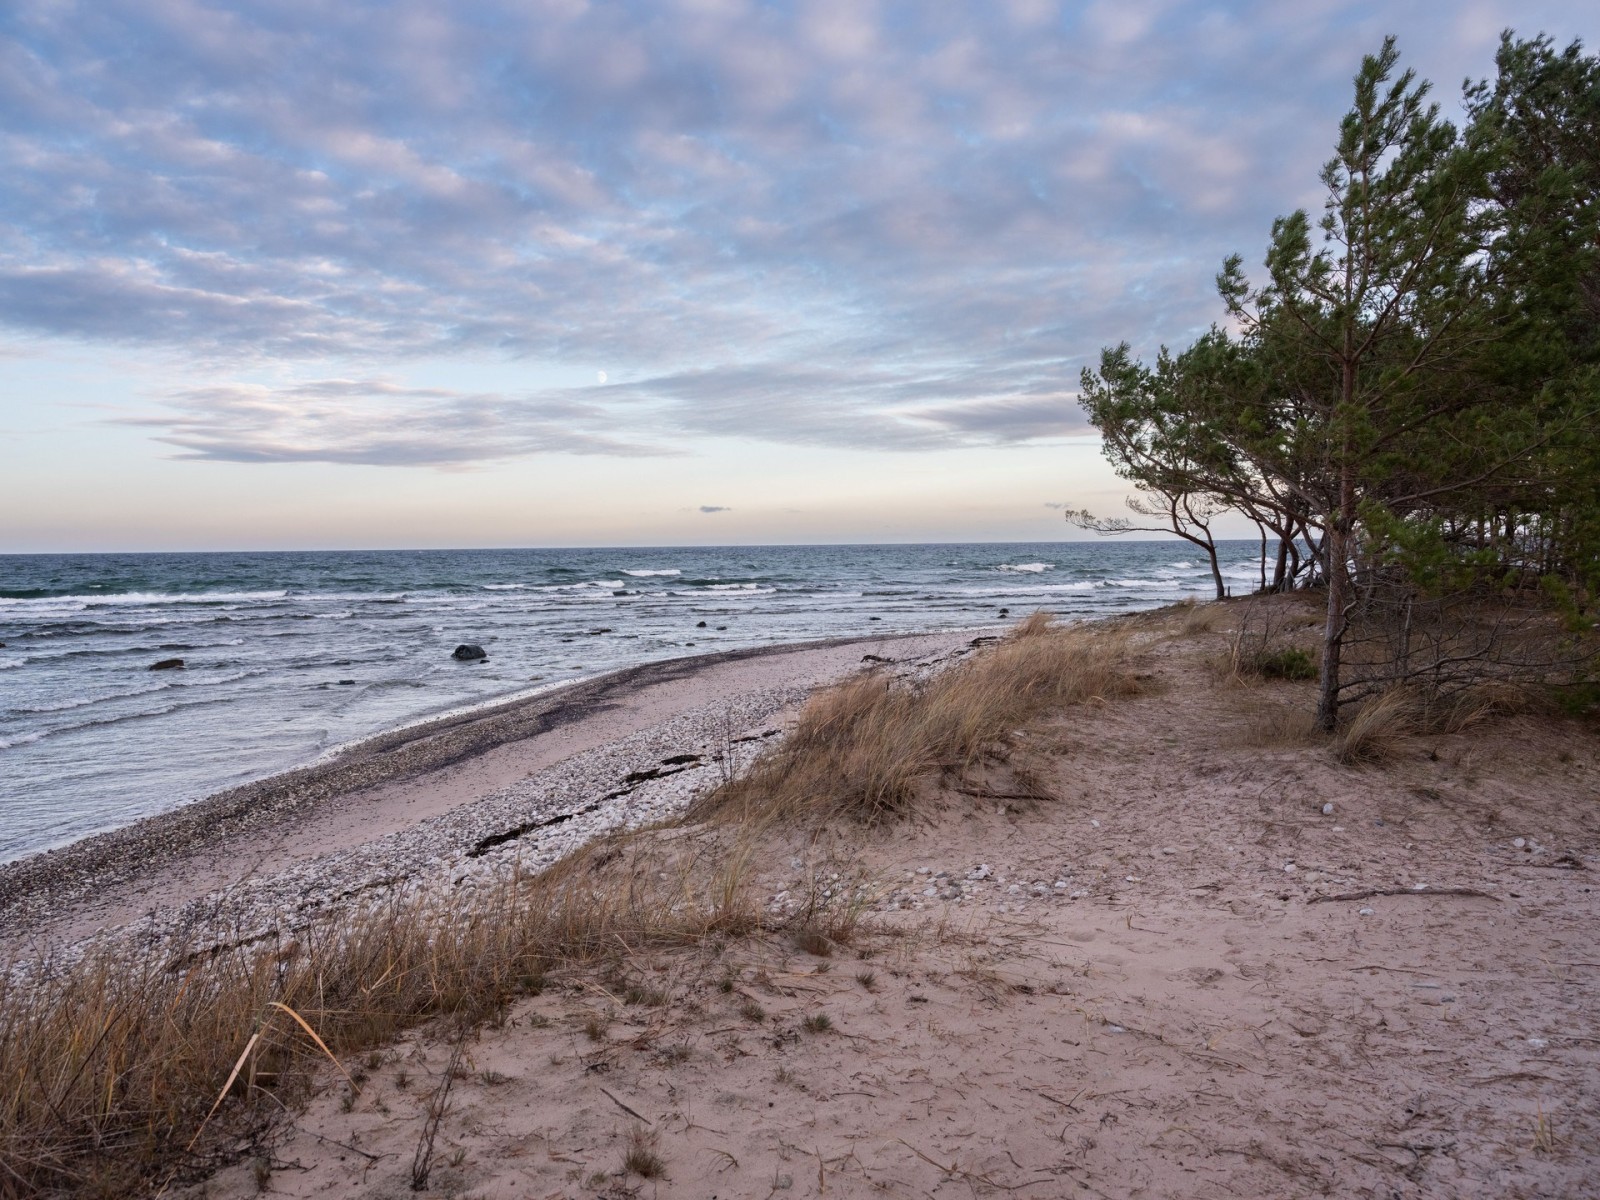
[0,627,985,948]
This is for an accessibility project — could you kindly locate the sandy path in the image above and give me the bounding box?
[0,630,976,949]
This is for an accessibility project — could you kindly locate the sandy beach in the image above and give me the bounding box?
[0,629,980,952]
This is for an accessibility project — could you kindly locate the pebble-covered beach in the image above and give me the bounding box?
[1,631,977,963]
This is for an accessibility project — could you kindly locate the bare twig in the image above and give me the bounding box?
[1309,887,1501,904]
[599,1086,653,1126]
[411,1039,464,1191]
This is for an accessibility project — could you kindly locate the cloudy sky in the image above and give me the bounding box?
[2,1,1593,551]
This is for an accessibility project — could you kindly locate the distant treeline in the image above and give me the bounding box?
[1070,33,1600,729]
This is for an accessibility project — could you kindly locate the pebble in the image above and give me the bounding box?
[1321,802,1335,815]
[1512,837,1527,850]
[1358,907,1375,916]
[1283,863,1297,873]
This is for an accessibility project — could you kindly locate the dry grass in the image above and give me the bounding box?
[691,615,1134,826]
[1335,688,1420,764]
[1179,599,1225,636]
[1229,694,1320,748]
[1336,683,1534,765]
[623,1124,666,1179]
[0,615,1135,1197]
[0,833,752,1197]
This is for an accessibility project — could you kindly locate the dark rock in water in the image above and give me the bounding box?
[999,608,1010,616]
[868,617,881,622]
[452,644,487,661]
[149,658,185,671]
[696,620,707,628]
[587,627,613,635]
[337,679,356,686]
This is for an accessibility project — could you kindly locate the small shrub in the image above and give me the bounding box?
[802,1013,833,1034]
[1255,648,1318,681]
[1552,681,1600,718]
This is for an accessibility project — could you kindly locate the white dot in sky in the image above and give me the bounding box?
[597,370,607,384]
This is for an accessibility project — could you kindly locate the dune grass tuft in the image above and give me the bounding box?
[691,616,1134,826]
[1335,681,1531,764]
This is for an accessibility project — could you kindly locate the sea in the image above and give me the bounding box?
[0,541,1264,863]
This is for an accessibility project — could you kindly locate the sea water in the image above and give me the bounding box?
[0,541,1264,862]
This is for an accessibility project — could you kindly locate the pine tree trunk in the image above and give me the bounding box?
[1271,533,1290,591]
[1317,465,1356,731]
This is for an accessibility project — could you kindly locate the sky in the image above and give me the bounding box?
[1,1,1594,552]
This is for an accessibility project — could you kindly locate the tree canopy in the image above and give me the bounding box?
[1074,32,1600,729]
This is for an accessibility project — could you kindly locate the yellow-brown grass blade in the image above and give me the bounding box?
[268,1003,359,1095]
[185,1031,260,1154]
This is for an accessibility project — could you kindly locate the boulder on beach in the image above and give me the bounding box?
[149,658,184,671]
[452,644,487,661]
